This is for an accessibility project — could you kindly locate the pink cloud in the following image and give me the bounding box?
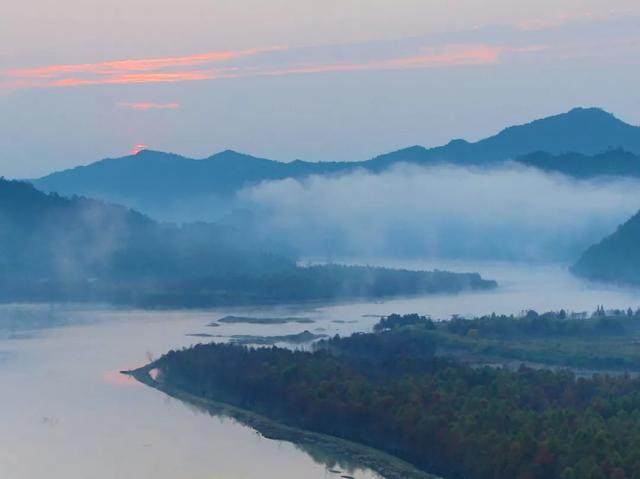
[2,43,544,89]
[50,70,220,87]
[118,102,181,110]
[3,47,280,88]
[261,44,544,77]
[378,44,505,68]
[7,46,283,78]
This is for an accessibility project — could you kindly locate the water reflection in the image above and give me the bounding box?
[0,304,383,479]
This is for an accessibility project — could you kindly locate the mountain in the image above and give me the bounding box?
[0,179,496,305]
[516,148,640,179]
[32,107,640,221]
[33,149,358,220]
[0,178,292,292]
[368,108,640,168]
[572,210,640,285]
[456,107,640,162]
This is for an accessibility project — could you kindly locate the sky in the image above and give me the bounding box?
[2,0,640,178]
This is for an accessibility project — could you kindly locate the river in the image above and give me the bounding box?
[1,261,640,479]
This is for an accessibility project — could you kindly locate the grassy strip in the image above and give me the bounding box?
[430,330,640,372]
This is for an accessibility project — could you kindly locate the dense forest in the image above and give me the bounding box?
[0,179,495,306]
[572,209,640,285]
[144,313,640,479]
[130,265,496,308]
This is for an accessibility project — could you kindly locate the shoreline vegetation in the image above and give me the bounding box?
[0,264,497,309]
[134,310,640,479]
[124,366,439,479]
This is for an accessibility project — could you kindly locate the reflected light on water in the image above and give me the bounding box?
[102,370,141,387]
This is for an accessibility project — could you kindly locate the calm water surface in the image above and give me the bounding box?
[1,261,639,479]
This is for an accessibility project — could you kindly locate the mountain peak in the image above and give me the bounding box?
[446,139,470,147]
[566,106,613,117]
[476,106,640,159]
[129,149,187,161]
[540,107,634,130]
[218,149,245,157]
[133,149,163,157]
[501,107,619,133]
[561,107,625,125]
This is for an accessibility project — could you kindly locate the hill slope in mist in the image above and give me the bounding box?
[32,107,640,221]
[517,148,640,179]
[0,178,292,292]
[0,179,496,306]
[572,210,640,286]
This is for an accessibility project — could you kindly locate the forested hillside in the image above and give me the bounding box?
[0,179,495,305]
[572,210,640,285]
[516,149,640,178]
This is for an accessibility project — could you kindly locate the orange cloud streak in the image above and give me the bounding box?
[2,43,543,89]
[261,44,543,77]
[7,47,284,79]
[51,70,220,87]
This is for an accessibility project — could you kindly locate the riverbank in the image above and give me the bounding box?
[124,366,440,479]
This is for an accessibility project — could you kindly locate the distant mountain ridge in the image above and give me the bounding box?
[33,149,360,219]
[368,107,640,168]
[516,148,640,179]
[32,107,640,221]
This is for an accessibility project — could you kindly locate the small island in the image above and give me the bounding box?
[187,330,327,345]
[226,330,327,345]
[216,316,315,325]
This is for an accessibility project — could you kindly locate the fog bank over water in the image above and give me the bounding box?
[239,164,640,261]
[304,260,640,318]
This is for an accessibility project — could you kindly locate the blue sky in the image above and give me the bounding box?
[2,0,640,177]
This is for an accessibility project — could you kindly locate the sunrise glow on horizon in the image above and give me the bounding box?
[2,1,640,178]
[131,144,150,155]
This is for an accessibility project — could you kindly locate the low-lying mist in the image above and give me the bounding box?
[237,163,640,262]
